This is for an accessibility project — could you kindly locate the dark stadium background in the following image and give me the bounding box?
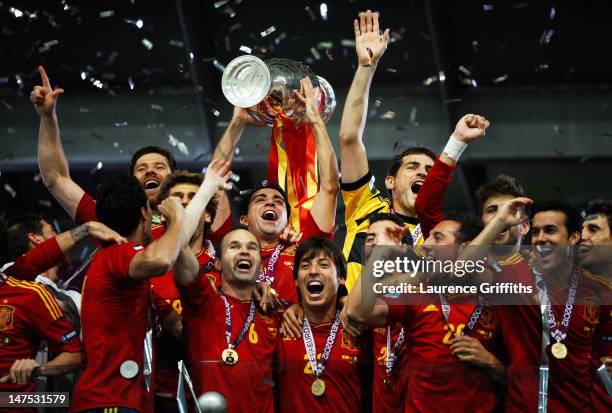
[1,0,612,252]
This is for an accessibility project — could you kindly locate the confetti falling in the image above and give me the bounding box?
[320,3,328,21]
[305,6,316,21]
[492,74,509,84]
[3,184,16,198]
[90,161,103,174]
[142,38,153,50]
[539,29,554,45]
[99,10,114,18]
[260,26,276,37]
[239,45,252,54]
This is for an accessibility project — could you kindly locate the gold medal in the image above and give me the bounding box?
[551,341,567,359]
[311,378,326,396]
[222,348,238,365]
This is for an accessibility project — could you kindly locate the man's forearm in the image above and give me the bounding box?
[39,351,83,376]
[213,118,246,162]
[311,120,339,193]
[181,184,217,246]
[173,247,199,287]
[339,65,377,143]
[38,114,69,186]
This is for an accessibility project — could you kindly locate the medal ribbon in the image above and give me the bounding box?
[542,268,579,342]
[438,293,485,337]
[219,293,256,350]
[532,268,551,413]
[258,244,283,284]
[385,326,405,375]
[302,310,341,379]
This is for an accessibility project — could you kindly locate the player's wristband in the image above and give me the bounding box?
[442,135,468,162]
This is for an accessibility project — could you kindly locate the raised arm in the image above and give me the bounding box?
[415,114,490,238]
[339,10,390,184]
[293,78,339,234]
[344,247,391,327]
[31,66,86,220]
[5,222,126,280]
[173,246,200,287]
[181,159,232,245]
[128,197,185,279]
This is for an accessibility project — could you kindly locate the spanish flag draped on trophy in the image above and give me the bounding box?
[221,56,335,233]
[267,111,319,232]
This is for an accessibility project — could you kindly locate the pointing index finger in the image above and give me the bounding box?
[38,66,51,88]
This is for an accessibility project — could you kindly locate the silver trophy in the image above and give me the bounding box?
[221,55,336,126]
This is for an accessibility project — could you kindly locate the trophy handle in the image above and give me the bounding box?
[316,76,336,124]
[222,55,271,108]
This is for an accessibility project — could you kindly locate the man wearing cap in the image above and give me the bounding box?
[236,78,339,304]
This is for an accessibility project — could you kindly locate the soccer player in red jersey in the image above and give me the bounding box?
[579,200,612,412]
[362,214,411,413]
[71,174,187,413]
[0,274,83,412]
[276,237,367,413]
[149,170,223,411]
[30,66,232,243]
[173,227,280,413]
[238,78,339,305]
[345,205,530,412]
[2,217,126,283]
[530,201,606,412]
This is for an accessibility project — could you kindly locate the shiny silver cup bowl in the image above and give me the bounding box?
[222,55,336,126]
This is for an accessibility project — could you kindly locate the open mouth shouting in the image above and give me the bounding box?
[143,177,161,194]
[306,280,325,298]
[262,209,278,222]
[234,257,254,274]
[410,180,424,195]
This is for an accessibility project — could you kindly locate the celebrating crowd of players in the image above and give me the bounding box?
[0,9,610,413]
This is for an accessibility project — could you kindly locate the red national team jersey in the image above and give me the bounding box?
[148,224,220,403]
[591,303,612,413]
[372,324,408,413]
[490,253,541,413]
[260,244,298,304]
[3,237,64,281]
[0,277,82,396]
[178,276,280,413]
[387,296,500,413]
[276,318,365,413]
[72,242,153,412]
[546,270,612,413]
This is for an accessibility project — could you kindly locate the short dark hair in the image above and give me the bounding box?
[156,170,219,236]
[293,237,347,281]
[444,212,484,243]
[386,147,436,178]
[128,146,177,176]
[531,201,581,235]
[368,213,413,245]
[475,175,525,214]
[585,199,612,233]
[241,181,291,218]
[96,174,148,237]
[216,226,258,261]
[3,213,45,260]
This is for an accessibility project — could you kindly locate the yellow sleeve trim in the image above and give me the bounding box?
[6,277,63,320]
